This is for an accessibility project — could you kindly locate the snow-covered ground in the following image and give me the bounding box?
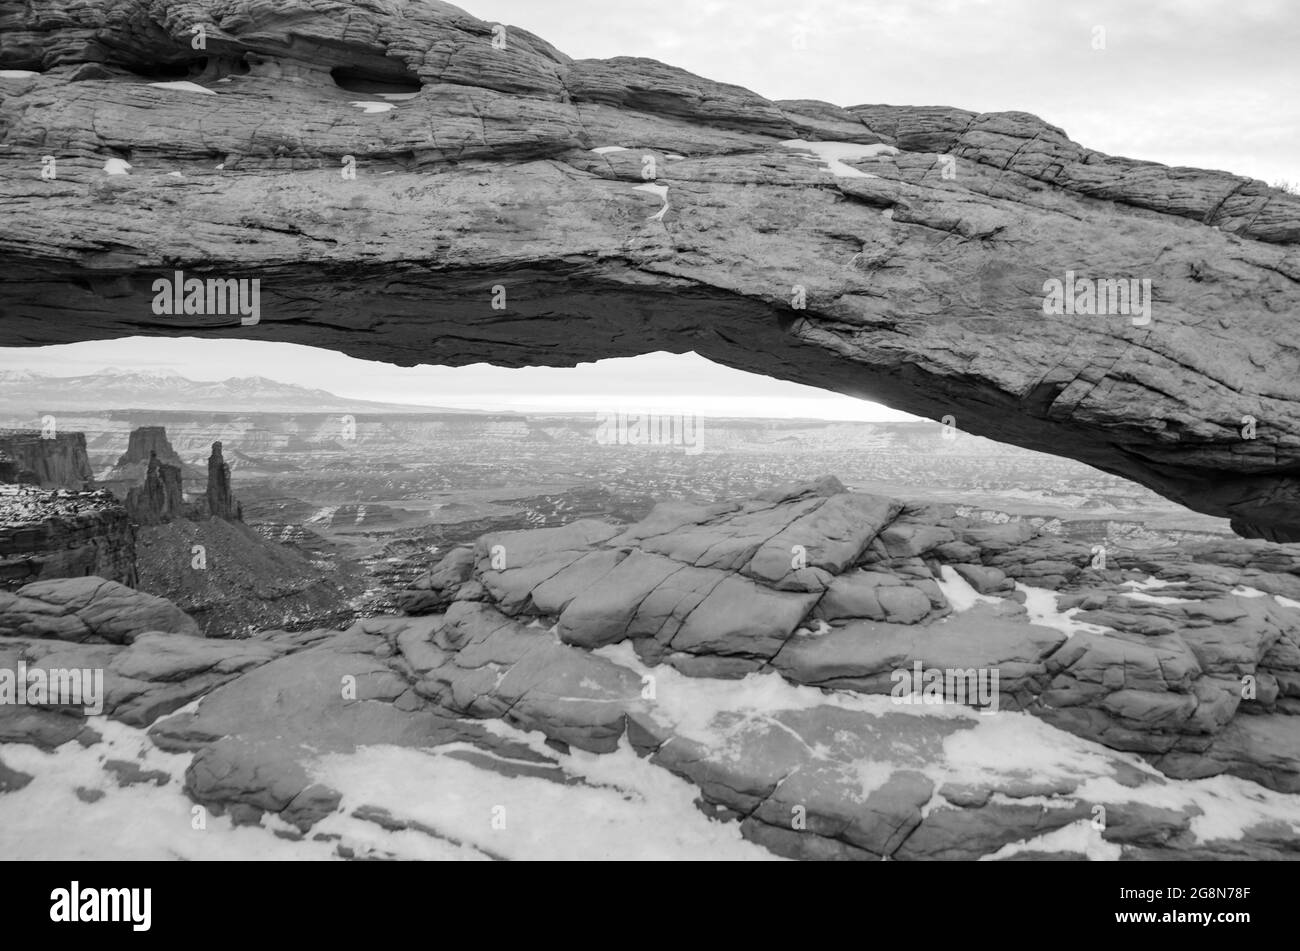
[0,719,323,860]
[6,601,1300,860]
[0,705,777,861]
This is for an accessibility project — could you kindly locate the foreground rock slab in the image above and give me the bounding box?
[408,477,1300,794]
[141,613,1300,860]
[0,576,199,642]
[3,565,1299,858]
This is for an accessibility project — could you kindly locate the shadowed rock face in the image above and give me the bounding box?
[0,486,137,588]
[102,425,200,491]
[201,442,240,522]
[115,427,184,471]
[124,451,185,525]
[2,0,1299,537]
[0,432,94,490]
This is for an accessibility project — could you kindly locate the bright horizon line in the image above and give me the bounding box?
[0,340,926,423]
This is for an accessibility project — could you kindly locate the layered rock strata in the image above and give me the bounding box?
[0,486,137,588]
[0,0,1298,537]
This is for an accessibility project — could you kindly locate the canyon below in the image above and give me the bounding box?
[2,370,1300,860]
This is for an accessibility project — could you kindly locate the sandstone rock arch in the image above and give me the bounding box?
[2,0,1298,537]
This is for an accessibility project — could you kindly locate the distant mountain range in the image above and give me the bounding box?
[0,368,486,414]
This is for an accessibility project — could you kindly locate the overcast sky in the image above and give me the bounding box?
[483,0,1298,186]
[2,0,1294,420]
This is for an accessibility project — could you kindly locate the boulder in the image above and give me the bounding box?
[0,576,200,642]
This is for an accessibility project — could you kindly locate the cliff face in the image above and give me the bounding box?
[115,426,185,468]
[0,0,1299,538]
[108,429,242,525]
[0,427,250,590]
[200,441,241,522]
[0,431,94,489]
[0,485,137,589]
[124,451,186,526]
[103,425,199,490]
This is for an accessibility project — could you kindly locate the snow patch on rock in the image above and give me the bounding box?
[1016,583,1109,637]
[148,81,216,96]
[780,139,899,178]
[633,183,669,221]
[308,737,780,861]
[1231,586,1268,598]
[936,566,1000,613]
[979,819,1122,860]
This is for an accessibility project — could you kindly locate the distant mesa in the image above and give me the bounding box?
[117,427,243,526]
[0,419,356,636]
[0,428,133,589]
[0,429,94,489]
[112,434,350,636]
[0,368,476,415]
[0,424,245,597]
[115,425,186,470]
[102,424,202,492]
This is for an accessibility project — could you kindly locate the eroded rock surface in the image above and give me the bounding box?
[125,451,187,525]
[0,575,199,641]
[1,0,1299,537]
[199,442,241,522]
[0,485,138,589]
[4,541,1300,859]
[407,477,1300,795]
[141,608,1300,860]
[0,431,94,490]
